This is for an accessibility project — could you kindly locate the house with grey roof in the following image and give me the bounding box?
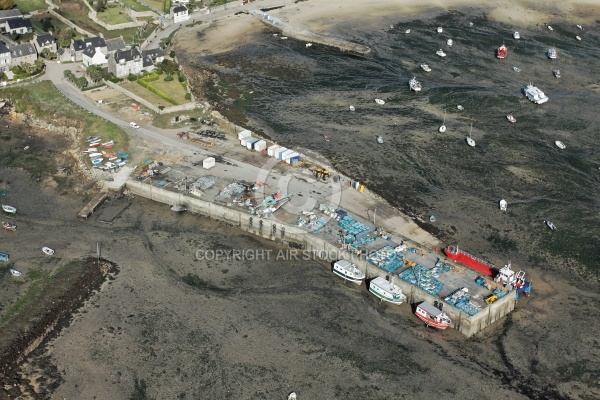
[142,48,164,72]
[0,42,10,72]
[82,46,107,67]
[32,33,57,54]
[106,37,126,54]
[70,36,107,62]
[10,43,37,67]
[5,18,33,35]
[172,5,189,23]
[108,47,143,78]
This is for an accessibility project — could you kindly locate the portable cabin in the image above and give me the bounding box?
[267,144,280,157]
[202,157,216,169]
[238,129,252,140]
[254,140,267,152]
[280,149,295,161]
[240,136,252,147]
[286,152,301,166]
[274,147,288,159]
[246,137,259,150]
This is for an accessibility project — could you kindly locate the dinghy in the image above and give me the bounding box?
[42,247,55,255]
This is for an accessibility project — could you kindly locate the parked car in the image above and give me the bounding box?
[129,122,140,129]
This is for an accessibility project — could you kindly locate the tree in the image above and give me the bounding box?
[86,65,106,83]
[0,0,15,10]
[40,48,57,60]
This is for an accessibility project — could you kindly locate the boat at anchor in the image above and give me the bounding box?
[2,205,17,214]
[409,76,422,92]
[496,44,507,59]
[524,83,548,104]
[332,260,365,284]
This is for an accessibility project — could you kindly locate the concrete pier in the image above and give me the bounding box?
[78,192,108,219]
[249,10,371,56]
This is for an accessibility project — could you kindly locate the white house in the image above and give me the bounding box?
[5,18,32,35]
[82,46,107,67]
[172,5,189,23]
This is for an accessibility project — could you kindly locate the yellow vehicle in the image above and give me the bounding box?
[485,294,498,304]
[404,259,416,267]
[312,167,330,182]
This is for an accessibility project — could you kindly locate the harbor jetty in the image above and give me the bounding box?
[249,10,371,56]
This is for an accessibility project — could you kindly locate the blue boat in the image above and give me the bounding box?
[0,252,9,261]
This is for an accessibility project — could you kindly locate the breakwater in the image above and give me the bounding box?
[249,10,371,56]
[125,180,515,337]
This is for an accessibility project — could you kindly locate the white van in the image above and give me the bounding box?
[129,122,140,129]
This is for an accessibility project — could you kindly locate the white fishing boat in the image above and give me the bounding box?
[547,48,557,59]
[89,152,103,158]
[457,105,464,111]
[420,64,431,72]
[10,269,21,277]
[547,25,553,31]
[2,205,17,214]
[513,66,521,72]
[409,76,422,92]
[555,140,566,149]
[375,98,385,105]
[544,220,557,231]
[513,31,520,39]
[437,26,443,33]
[507,114,516,123]
[332,260,365,284]
[349,105,355,111]
[439,111,446,133]
[553,69,561,78]
[306,43,312,47]
[577,24,583,30]
[524,83,549,104]
[42,247,55,255]
[377,136,384,144]
[466,123,475,147]
[288,392,297,400]
[576,35,581,41]
[405,29,411,34]
[436,49,446,57]
[499,199,507,211]
[369,277,406,304]
[280,36,288,40]
[447,39,453,46]
[415,302,452,330]
[389,24,394,29]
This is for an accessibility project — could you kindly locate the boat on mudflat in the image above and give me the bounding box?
[436,49,446,57]
[376,136,383,144]
[2,205,17,214]
[507,114,516,123]
[420,64,431,72]
[524,84,548,104]
[2,221,16,231]
[369,277,406,304]
[409,76,422,92]
[10,269,21,276]
[496,44,507,59]
[332,260,365,284]
[555,140,566,149]
[415,302,452,330]
[375,98,385,105]
[513,31,520,39]
[0,252,9,261]
[547,48,557,59]
[43,247,55,255]
[499,199,508,211]
[553,69,561,78]
[545,220,557,231]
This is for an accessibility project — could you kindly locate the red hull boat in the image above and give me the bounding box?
[443,245,496,277]
[2,221,16,231]
[496,44,507,59]
[415,302,451,330]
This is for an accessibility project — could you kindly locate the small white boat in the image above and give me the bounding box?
[437,27,443,33]
[547,25,553,31]
[409,76,422,92]
[507,114,516,123]
[420,64,431,72]
[436,49,446,57]
[42,247,55,255]
[576,24,583,30]
[405,29,411,34]
[466,123,475,147]
[499,199,507,211]
[89,152,103,158]
[553,69,561,78]
[415,302,452,330]
[389,24,394,29]
[576,35,581,41]
[555,140,566,149]
[544,220,557,231]
[513,31,520,39]
[439,111,446,133]
[2,205,17,214]
[280,36,288,40]
[349,105,355,111]
[447,39,453,46]
[369,277,406,304]
[332,260,365,284]
[376,136,383,144]
[306,43,312,47]
[10,269,21,277]
[547,48,557,59]
[288,392,297,400]
[513,66,521,72]
[375,99,385,105]
[469,22,473,27]
[457,105,464,111]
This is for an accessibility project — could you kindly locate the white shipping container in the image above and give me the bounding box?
[275,147,288,159]
[202,157,216,169]
[284,151,300,164]
[246,137,259,150]
[267,144,280,157]
[254,140,267,152]
[240,137,251,147]
[238,129,252,140]
[280,149,295,160]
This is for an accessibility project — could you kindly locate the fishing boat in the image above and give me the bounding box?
[507,114,516,123]
[332,260,365,284]
[89,152,103,158]
[10,269,21,277]
[42,247,55,255]
[102,140,114,148]
[499,199,507,211]
[323,134,330,142]
[420,64,431,72]
[415,302,452,330]
[437,26,443,33]
[375,98,385,105]
[547,48,557,59]
[89,141,101,148]
[544,220,557,231]
[513,66,521,72]
[405,29,411,34]
[171,205,186,212]
[553,69,561,78]
[577,24,583,30]
[524,83,549,104]
[369,277,406,304]
[457,105,464,111]
[288,392,297,400]
[576,35,582,41]
[513,31,520,39]
[2,205,16,214]
[555,140,566,149]
[466,123,475,147]
[436,49,446,57]
[306,43,312,47]
[349,105,355,111]
[0,252,9,261]
[439,111,446,133]
[376,136,383,144]
[496,44,507,59]
[2,221,16,231]
[280,36,288,40]
[86,136,100,142]
[447,39,453,46]
[547,25,553,31]
[444,245,517,280]
[409,76,422,92]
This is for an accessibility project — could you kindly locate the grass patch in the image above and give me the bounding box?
[123,0,152,12]
[95,5,133,25]
[15,0,47,12]
[144,77,189,105]
[0,269,51,326]
[143,0,168,13]
[1,81,130,154]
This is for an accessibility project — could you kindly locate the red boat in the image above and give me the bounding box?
[323,135,330,142]
[496,44,507,59]
[2,221,16,231]
[443,245,497,277]
[415,302,452,330]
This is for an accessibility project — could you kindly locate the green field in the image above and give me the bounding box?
[14,0,47,13]
[121,76,189,106]
[95,5,133,24]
